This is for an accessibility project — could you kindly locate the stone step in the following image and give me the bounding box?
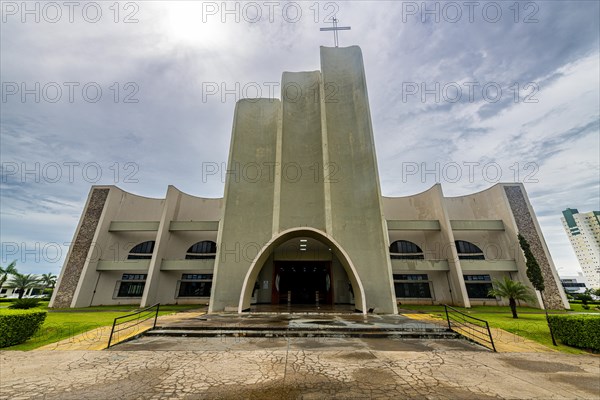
[145,329,460,340]
[153,325,450,333]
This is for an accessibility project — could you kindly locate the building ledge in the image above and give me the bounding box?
[160,259,215,271]
[169,221,219,231]
[387,220,441,230]
[96,260,151,271]
[109,221,160,232]
[391,259,449,271]
[450,220,505,231]
[460,259,518,272]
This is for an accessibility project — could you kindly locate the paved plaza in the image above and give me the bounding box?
[1,336,598,399]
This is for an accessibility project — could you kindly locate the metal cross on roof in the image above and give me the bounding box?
[320,17,351,47]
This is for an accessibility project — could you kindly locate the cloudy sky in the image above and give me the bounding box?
[1,1,598,279]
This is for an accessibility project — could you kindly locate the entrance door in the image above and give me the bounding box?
[272,262,333,305]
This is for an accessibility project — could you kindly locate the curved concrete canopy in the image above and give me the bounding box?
[238,227,367,314]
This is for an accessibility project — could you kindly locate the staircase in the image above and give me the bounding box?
[143,313,461,340]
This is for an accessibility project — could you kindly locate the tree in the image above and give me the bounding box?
[594,288,600,297]
[518,234,544,291]
[40,273,57,290]
[0,260,18,288]
[518,233,557,345]
[488,277,534,318]
[6,273,41,299]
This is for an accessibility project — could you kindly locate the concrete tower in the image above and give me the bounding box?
[209,46,398,313]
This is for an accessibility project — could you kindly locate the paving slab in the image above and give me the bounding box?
[1,347,598,399]
[112,336,483,352]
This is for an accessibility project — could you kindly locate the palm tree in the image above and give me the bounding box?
[40,273,57,290]
[6,273,41,299]
[488,277,535,319]
[0,260,18,288]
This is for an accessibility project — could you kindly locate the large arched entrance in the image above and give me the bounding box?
[239,228,366,314]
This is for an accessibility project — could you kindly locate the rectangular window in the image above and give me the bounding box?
[115,274,147,298]
[178,281,212,297]
[122,274,147,281]
[181,274,213,280]
[393,274,428,281]
[176,274,213,298]
[393,274,431,298]
[463,275,494,299]
[117,282,146,297]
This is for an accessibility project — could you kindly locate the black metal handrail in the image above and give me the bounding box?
[107,303,160,348]
[444,304,496,352]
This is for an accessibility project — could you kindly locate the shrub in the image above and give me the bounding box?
[8,298,41,309]
[0,309,47,348]
[0,298,16,303]
[548,314,600,351]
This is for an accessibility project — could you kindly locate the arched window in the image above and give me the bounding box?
[389,240,424,260]
[127,241,155,259]
[455,240,485,260]
[186,241,217,259]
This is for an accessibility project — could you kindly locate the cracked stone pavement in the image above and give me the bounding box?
[1,337,599,399]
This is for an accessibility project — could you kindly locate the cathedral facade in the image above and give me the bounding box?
[50,46,568,313]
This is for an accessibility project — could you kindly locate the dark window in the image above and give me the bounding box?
[463,274,494,299]
[455,240,485,260]
[128,241,155,260]
[393,274,428,281]
[178,281,212,297]
[186,241,217,259]
[389,240,424,260]
[177,273,213,297]
[122,274,148,280]
[393,274,431,298]
[182,274,213,280]
[116,274,147,298]
[117,282,146,297]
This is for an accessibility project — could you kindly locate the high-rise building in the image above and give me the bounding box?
[561,209,600,288]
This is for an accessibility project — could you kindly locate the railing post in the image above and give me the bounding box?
[153,303,160,328]
[485,321,496,352]
[107,318,117,349]
[444,305,451,330]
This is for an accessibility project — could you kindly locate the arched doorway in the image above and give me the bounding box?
[238,228,366,314]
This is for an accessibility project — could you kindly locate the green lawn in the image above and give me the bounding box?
[398,304,598,354]
[1,303,205,351]
[566,303,600,313]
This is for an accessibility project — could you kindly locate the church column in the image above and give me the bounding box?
[210,99,280,312]
[278,71,327,232]
[320,46,397,314]
[433,184,470,307]
[140,186,180,307]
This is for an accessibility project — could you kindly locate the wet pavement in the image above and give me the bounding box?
[1,342,598,399]
[2,311,599,399]
[113,336,482,352]
[153,312,449,332]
